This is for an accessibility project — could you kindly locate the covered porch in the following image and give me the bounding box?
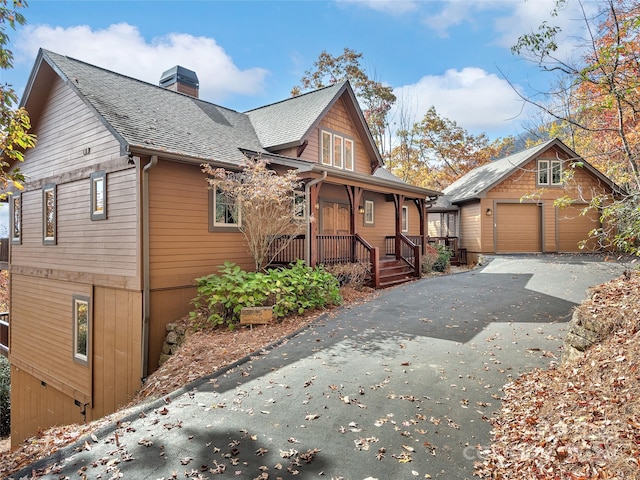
[264,169,451,287]
[268,232,466,288]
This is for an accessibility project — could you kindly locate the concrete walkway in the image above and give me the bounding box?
[10,254,633,480]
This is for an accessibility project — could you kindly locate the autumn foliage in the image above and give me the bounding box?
[475,271,640,479]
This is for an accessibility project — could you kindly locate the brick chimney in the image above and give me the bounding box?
[159,66,199,98]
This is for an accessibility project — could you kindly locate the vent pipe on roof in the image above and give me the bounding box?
[159,66,199,98]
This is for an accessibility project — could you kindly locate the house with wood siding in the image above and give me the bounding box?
[428,138,619,263]
[3,49,440,445]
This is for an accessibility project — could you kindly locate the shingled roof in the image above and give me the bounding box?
[246,82,345,150]
[21,49,439,198]
[441,139,554,203]
[23,50,270,166]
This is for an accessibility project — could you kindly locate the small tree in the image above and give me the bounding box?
[202,158,307,271]
[0,0,36,196]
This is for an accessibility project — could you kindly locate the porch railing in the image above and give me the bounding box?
[0,311,8,357]
[267,235,305,265]
[266,234,380,286]
[316,234,374,265]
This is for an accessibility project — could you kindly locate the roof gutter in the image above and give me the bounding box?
[141,154,158,380]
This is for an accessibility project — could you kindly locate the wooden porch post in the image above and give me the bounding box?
[346,186,363,262]
[346,186,363,235]
[309,183,321,267]
[393,194,405,259]
[416,198,426,254]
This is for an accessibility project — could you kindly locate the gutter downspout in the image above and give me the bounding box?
[141,155,158,379]
[304,170,327,265]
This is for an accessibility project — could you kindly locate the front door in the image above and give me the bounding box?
[320,201,351,262]
[321,201,350,235]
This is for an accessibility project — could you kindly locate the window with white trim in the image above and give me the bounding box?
[344,138,354,170]
[538,159,562,186]
[73,295,90,365]
[320,129,355,171]
[210,184,240,228]
[364,199,374,225]
[333,135,343,169]
[43,183,57,245]
[321,131,332,166]
[402,205,409,232]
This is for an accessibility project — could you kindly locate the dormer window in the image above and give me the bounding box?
[320,130,354,171]
[538,159,562,186]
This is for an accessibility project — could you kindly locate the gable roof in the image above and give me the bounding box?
[246,81,384,169]
[442,138,619,205]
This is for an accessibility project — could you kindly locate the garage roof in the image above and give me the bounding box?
[440,138,620,205]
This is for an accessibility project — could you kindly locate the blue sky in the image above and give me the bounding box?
[3,0,591,141]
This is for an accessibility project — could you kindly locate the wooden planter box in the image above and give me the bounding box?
[240,306,274,325]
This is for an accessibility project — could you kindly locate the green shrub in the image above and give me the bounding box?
[432,243,453,273]
[0,355,9,437]
[326,262,370,288]
[190,261,342,329]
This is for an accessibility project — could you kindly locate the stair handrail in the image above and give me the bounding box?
[354,233,380,289]
[397,233,421,278]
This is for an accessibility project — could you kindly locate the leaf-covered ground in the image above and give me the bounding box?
[0,286,378,478]
[475,270,640,479]
[2,267,638,479]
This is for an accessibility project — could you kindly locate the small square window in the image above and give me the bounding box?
[11,194,21,245]
[90,171,107,220]
[364,200,374,225]
[43,184,56,245]
[73,295,90,365]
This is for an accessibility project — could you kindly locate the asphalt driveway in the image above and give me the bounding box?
[11,254,633,480]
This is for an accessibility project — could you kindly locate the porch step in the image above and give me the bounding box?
[377,259,416,288]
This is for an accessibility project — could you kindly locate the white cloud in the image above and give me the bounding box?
[13,23,269,103]
[420,1,479,38]
[335,0,419,15]
[391,67,529,137]
[492,0,598,62]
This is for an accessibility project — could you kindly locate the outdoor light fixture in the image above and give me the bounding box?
[358,205,365,214]
[486,208,493,216]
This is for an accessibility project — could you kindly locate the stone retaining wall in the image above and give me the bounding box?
[159,321,187,366]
